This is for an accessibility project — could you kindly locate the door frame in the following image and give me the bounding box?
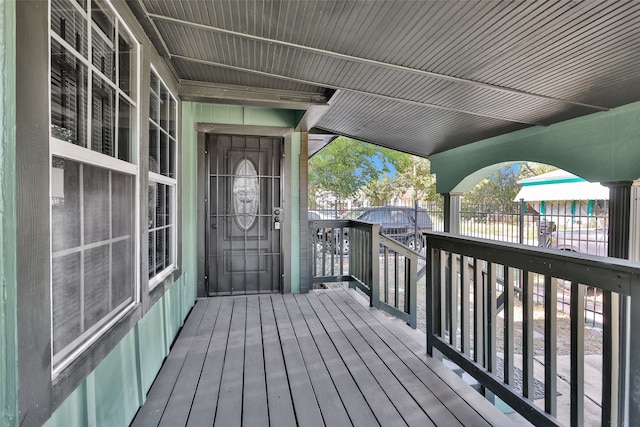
[196,124,293,297]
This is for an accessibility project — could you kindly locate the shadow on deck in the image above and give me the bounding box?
[131,288,515,426]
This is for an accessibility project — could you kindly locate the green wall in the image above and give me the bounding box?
[182,102,303,293]
[0,0,18,425]
[44,280,188,427]
[430,101,640,193]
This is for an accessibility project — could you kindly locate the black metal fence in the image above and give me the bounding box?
[309,196,608,327]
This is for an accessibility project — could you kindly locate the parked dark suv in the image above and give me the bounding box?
[334,206,434,253]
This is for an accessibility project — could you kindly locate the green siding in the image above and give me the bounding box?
[186,102,299,127]
[431,101,640,193]
[0,0,18,425]
[44,287,186,427]
[181,101,198,313]
[93,332,141,426]
[136,299,167,394]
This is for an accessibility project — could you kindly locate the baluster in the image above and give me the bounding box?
[544,275,557,416]
[504,267,515,386]
[461,256,470,356]
[522,271,534,400]
[570,281,585,427]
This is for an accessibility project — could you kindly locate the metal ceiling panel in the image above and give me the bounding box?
[127,0,640,157]
[315,91,528,155]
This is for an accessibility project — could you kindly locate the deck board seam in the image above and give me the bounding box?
[132,299,211,427]
[305,292,409,426]
[314,291,435,427]
[334,288,513,426]
[293,293,381,426]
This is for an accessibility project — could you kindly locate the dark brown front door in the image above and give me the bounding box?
[206,134,283,295]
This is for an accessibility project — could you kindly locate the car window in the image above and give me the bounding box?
[391,210,410,224]
[416,211,433,227]
[343,209,366,220]
[367,210,386,223]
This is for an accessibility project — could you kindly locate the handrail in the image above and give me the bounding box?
[309,219,419,328]
[425,231,640,427]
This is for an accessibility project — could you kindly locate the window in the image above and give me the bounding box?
[148,68,177,286]
[50,0,138,372]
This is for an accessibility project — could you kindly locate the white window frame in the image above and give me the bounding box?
[148,67,178,289]
[49,0,141,377]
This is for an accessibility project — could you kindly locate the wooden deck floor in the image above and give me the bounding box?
[131,288,515,426]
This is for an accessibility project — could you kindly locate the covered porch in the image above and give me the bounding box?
[132,289,513,427]
[5,1,640,427]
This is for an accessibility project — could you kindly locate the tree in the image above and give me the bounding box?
[362,176,397,206]
[462,166,521,213]
[308,137,409,204]
[392,156,438,202]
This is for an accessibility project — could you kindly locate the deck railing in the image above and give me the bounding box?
[309,219,418,328]
[426,232,640,427]
[309,222,640,425]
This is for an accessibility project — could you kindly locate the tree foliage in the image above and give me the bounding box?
[392,157,438,202]
[462,162,558,213]
[308,136,409,202]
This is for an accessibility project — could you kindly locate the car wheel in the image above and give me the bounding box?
[406,236,422,252]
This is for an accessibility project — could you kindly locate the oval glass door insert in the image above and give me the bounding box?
[233,158,259,230]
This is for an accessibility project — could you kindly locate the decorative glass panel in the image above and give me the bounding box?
[233,158,259,230]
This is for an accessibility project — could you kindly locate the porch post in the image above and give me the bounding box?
[443,193,461,234]
[602,181,632,426]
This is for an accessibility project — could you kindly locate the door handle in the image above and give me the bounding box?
[210,223,217,229]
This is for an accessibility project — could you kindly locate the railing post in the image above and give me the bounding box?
[407,254,417,329]
[426,235,435,356]
[443,193,461,234]
[370,223,380,309]
[630,286,640,426]
[603,181,632,426]
[519,198,525,245]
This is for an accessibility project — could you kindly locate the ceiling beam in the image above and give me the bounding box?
[172,54,546,126]
[179,80,330,109]
[149,13,609,112]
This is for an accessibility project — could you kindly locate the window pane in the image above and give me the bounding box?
[112,239,133,307]
[52,253,82,355]
[51,40,88,146]
[84,245,110,330]
[156,183,166,227]
[148,231,155,279]
[118,31,134,96]
[91,75,115,156]
[111,172,134,238]
[52,157,81,251]
[83,163,110,244]
[91,0,115,43]
[148,182,156,230]
[160,83,169,130]
[160,131,169,175]
[150,72,159,121]
[51,0,88,56]
[165,185,173,225]
[164,227,171,269]
[117,97,133,162]
[149,123,159,173]
[92,26,115,82]
[169,96,176,138]
[155,229,165,276]
[169,138,176,179]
